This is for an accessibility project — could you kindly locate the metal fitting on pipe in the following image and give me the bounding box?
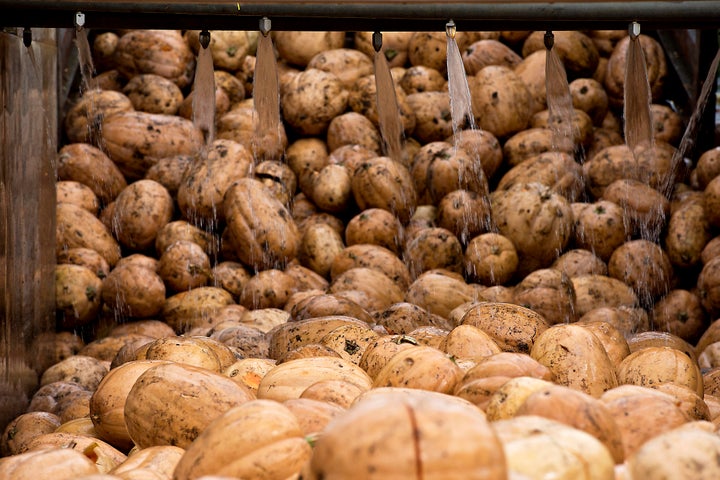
[259,16,271,36]
[372,31,382,52]
[544,30,554,50]
[199,29,211,49]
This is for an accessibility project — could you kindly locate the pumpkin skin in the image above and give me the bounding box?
[101,111,204,181]
[257,356,372,402]
[493,415,615,480]
[372,345,464,394]
[530,323,618,397]
[461,302,549,354]
[89,359,171,451]
[124,362,254,449]
[172,400,312,480]
[306,388,507,479]
[223,178,301,271]
[114,30,196,88]
[0,447,100,479]
[490,182,574,277]
[351,156,418,224]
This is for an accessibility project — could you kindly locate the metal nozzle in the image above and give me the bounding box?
[74,11,85,29]
[22,27,31,47]
[199,30,211,49]
[629,21,641,39]
[259,16,271,36]
[372,31,382,52]
[544,30,554,50]
[445,19,456,39]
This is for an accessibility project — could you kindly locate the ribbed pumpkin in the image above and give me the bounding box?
[493,415,614,480]
[530,323,618,397]
[172,400,312,480]
[257,356,372,402]
[372,345,464,394]
[90,359,171,451]
[350,156,417,224]
[0,447,100,479]
[124,362,254,449]
[101,111,204,180]
[305,388,507,479]
[223,178,301,271]
[461,302,549,354]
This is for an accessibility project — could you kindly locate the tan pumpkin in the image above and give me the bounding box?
[283,397,345,436]
[1,411,62,456]
[172,400,312,480]
[110,445,184,479]
[56,202,122,267]
[484,376,555,421]
[124,362,254,449]
[319,324,380,365]
[372,345,464,394]
[490,182,574,276]
[493,416,614,480]
[223,178,301,271]
[114,30,195,88]
[266,315,371,360]
[257,356,372,402]
[359,334,419,380]
[617,346,704,397]
[514,384,624,463]
[461,302,549,354]
[300,379,366,408]
[177,139,253,225]
[306,388,507,479]
[438,325,502,362]
[25,432,127,473]
[0,447,100,479]
[600,386,691,458]
[161,287,235,333]
[329,267,404,312]
[351,156,417,224]
[89,359,171,451]
[57,143,127,204]
[575,320,631,369]
[405,271,478,320]
[223,358,276,394]
[531,323,618,397]
[101,111,204,180]
[626,428,720,479]
[291,293,374,325]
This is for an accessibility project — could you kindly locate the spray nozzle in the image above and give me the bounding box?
[74,12,85,30]
[199,30,211,49]
[544,31,554,50]
[629,21,641,39]
[446,20,456,39]
[372,31,383,53]
[259,17,271,37]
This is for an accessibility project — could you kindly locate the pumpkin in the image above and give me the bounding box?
[306,388,507,479]
[530,324,618,397]
[172,400,312,480]
[124,362,254,449]
[257,356,372,402]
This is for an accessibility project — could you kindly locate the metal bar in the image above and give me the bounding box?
[3,1,720,31]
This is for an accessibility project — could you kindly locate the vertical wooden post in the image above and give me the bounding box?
[0,28,57,431]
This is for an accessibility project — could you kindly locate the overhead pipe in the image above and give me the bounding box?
[3,0,720,31]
